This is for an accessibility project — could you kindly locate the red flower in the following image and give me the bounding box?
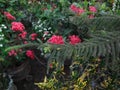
[23,41,28,44]
[44,31,49,35]
[49,63,53,68]
[48,35,64,45]
[4,12,16,20]
[41,37,44,41]
[69,35,81,45]
[89,6,97,12]
[8,50,17,56]
[30,33,37,40]
[18,49,22,52]
[11,22,25,32]
[18,31,27,39]
[77,8,85,15]
[88,14,95,19]
[70,4,78,13]
[26,50,35,60]
[70,4,85,15]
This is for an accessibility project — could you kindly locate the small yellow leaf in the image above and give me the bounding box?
[57,48,61,50]
[44,76,47,83]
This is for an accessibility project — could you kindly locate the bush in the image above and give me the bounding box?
[0,0,120,90]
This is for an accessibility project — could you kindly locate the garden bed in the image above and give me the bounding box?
[0,0,120,90]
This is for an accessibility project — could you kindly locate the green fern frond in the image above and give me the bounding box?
[89,15,120,31]
[70,15,120,32]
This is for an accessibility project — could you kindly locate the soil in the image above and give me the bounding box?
[14,58,47,90]
[13,58,71,90]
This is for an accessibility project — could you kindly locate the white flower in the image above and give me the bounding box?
[1,24,5,27]
[35,26,38,29]
[1,24,7,29]
[0,44,3,47]
[44,37,47,40]
[43,34,46,37]
[39,30,43,32]
[38,20,41,24]
[50,31,53,33]
[1,34,4,37]
[0,37,3,40]
[38,24,42,27]
[3,26,7,29]
[43,28,47,31]
[48,27,51,30]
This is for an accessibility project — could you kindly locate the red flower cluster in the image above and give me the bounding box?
[70,4,85,15]
[8,50,17,56]
[88,6,97,19]
[89,6,97,12]
[69,35,81,45]
[48,35,64,45]
[30,33,37,40]
[11,22,25,32]
[26,50,35,60]
[18,31,27,39]
[4,12,16,20]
